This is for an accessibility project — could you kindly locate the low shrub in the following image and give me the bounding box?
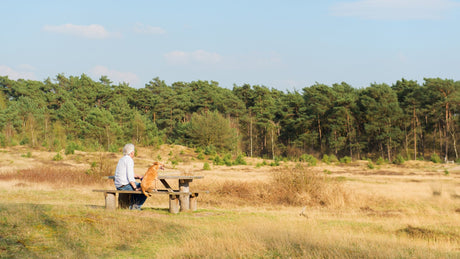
[21,152,32,158]
[329,154,339,163]
[367,162,375,169]
[431,153,442,163]
[233,154,247,165]
[339,156,352,164]
[393,154,405,165]
[300,154,317,166]
[376,157,385,165]
[223,154,233,166]
[204,145,217,156]
[65,142,82,155]
[52,153,63,161]
[322,154,330,165]
[203,162,211,170]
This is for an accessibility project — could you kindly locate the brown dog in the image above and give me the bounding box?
[141,162,164,197]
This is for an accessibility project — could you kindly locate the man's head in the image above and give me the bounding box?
[123,143,135,156]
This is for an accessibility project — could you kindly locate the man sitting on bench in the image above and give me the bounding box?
[114,143,147,210]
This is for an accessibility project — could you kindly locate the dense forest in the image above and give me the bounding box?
[1,74,459,162]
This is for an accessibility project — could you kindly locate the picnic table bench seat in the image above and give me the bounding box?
[92,189,208,213]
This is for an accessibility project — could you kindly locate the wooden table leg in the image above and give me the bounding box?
[179,179,191,212]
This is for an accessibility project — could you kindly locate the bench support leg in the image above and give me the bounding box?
[105,192,117,210]
[169,194,180,214]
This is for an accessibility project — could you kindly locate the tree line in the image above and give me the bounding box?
[1,74,459,162]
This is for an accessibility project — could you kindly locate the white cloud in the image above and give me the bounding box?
[90,66,139,86]
[164,50,222,65]
[133,23,166,34]
[43,24,119,39]
[330,0,460,20]
[0,65,35,80]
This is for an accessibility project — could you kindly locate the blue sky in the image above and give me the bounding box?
[1,0,460,91]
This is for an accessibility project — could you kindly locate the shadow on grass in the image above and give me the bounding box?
[140,207,170,214]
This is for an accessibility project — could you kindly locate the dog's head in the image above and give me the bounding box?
[150,161,165,171]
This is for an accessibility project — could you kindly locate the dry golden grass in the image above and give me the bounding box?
[0,167,107,186]
[0,145,459,258]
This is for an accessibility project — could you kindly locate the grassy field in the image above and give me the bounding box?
[0,145,459,258]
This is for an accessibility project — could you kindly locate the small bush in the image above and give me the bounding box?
[204,145,217,156]
[20,138,29,145]
[52,153,63,161]
[270,161,279,166]
[329,154,339,163]
[339,156,352,164]
[108,145,118,153]
[170,159,179,165]
[270,156,281,166]
[376,157,385,165]
[0,133,6,147]
[256,160,268,168]
[65,142,81,155]
[213,155,223,165]
[367,162,374,169]
[223,154,233,166]
[21,152,32,158]
[393,154,405,165]
[430,153,442,163]
[322,154,330,165]
[203,162,211,170]
[197,153,205,160]
[300,154,317,166]
[233,154,247,165]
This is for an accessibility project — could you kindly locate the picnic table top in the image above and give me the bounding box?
[106,174,204,180]
[158,175,203,180]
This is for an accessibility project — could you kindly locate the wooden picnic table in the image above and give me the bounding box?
[95,174,206,213]
[157,175,204,212]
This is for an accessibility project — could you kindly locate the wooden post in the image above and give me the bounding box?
[169,194,180,214]
[179,179,190,212]
[105,192,116,210]
[190,193,199,211]
[118,193,131,209]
